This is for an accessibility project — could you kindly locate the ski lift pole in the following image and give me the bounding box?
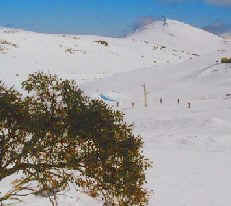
[141,83,149,108]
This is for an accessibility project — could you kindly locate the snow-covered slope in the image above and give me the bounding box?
[129,19,223,54]
[0,26,190,85]
[81,43,231,206]
[82,46,231,149]
[0,19,225,87]
[1,20,231,206]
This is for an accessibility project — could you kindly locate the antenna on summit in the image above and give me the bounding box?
[161,16,168,27]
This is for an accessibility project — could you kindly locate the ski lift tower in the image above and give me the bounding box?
[141,83,149,108]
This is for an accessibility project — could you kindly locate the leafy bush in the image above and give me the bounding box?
[0,72,151,206]
[191,53,200,57]
[65,48,74,54]
[221,57,231,63]
[94,40,109,46]
[0,40,17,48]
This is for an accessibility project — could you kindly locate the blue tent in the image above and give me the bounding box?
[99,94,116,102]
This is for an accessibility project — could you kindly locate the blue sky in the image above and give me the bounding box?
[0,0,230,36]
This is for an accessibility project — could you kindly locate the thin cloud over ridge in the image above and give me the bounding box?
[206,0,231,5]
[129,16,167,32]
[203,22,231,34]
[164,0,231,5]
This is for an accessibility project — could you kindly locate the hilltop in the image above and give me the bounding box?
[0,19,225,87]
[129,19,224,54]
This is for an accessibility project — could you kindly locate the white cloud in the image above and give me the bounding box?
[163,0,231,5]
[206,0,231,5]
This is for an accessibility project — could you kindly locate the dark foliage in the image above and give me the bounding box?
[0,72,151,206]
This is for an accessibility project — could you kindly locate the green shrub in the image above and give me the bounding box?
[0,40,17,48]
[94,40,109,46]
[221,57,231,63]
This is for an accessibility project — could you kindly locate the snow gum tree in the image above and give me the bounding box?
[0,72,151,206]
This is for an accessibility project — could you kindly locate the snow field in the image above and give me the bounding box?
[1,19,231,206]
